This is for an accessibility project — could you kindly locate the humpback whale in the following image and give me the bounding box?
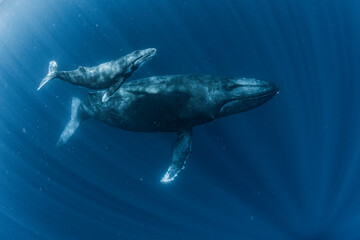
[37,48,157,102]
[57,75,278,183]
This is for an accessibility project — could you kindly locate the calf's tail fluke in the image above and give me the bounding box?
[37,61,58,90]
[57,98,81,146]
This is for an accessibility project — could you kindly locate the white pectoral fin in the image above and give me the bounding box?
[161,128,192,183]
[102,77,125,102]
[101,92,110,102]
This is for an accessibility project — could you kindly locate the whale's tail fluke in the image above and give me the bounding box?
[57,98,82,146]
[37,61,58,90]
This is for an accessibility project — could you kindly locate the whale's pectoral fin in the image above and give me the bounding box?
[102,77,125,102]
[161,128,192,183]
[57,98,82,146]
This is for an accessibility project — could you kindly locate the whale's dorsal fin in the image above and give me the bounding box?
[78,66,86,73]
[102,77,125,102]
[161,128,192,183]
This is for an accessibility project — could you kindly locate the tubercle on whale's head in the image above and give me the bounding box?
[217,78,279,117]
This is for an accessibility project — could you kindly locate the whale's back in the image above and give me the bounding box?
[86,75,230,132]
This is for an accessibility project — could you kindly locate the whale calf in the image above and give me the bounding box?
[38,48,157,102]
[57,75,278,183]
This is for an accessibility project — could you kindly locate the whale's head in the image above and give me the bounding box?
[125,48,157,72]
[217,78,278,117]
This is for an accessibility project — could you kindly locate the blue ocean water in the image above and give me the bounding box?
[0,0,360,239]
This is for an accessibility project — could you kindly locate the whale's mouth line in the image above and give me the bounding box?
[230,88,279,102]
[218,88,278,115]
[249,88,278,99]
[134,49,156,64]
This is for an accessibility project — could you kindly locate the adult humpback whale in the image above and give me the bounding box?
[37,48,157,102]
[57,75,278,183]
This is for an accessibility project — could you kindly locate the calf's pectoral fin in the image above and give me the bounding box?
[102,77,125,102]
[161,128,192,183]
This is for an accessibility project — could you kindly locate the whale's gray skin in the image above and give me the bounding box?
[38,48,157,102]
[57,75,278,183]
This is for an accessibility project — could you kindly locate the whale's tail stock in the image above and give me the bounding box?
[37,61,58,90]
[57,98,82,146]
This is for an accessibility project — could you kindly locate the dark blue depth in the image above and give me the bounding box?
[0,0,359,239]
